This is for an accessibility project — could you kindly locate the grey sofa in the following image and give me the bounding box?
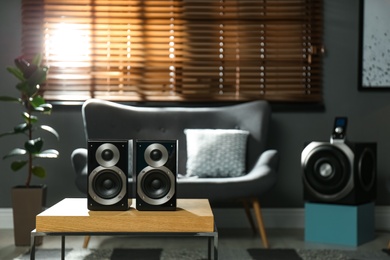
[71,99,279,248]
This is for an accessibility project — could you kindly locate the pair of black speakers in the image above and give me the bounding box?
[87,139,177,211]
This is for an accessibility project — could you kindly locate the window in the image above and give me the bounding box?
[22,0,324,103]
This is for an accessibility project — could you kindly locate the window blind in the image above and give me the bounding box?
[21,0,324,103]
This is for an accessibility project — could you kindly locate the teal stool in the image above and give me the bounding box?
[305,202,375,246]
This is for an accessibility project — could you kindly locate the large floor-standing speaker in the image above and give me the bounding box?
[301,141,377,205]
[88,140,130,210]
[135,140,177,211]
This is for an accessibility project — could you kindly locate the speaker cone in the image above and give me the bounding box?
[142,169,171,199]
[88,165,127,205]
[137,166,175,205]
[302,143,354,201]
[93,169,123,199]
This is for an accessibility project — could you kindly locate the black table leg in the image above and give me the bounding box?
[61,236,66,259]
[213,232,218,260]
[30,232,36,260]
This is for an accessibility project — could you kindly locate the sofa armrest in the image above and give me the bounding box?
[249,149,279,178]
[71,148,88,194]
[238,149,278,184]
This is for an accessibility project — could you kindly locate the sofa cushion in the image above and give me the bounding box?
[184,129,249,178]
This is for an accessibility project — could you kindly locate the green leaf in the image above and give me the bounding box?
[24,138,43,154]
[40,125,60,140]
[35,149,59,159]
[16,81,30,94]
[23,112,38,124]
[10,161,27,171]
[38,103,52,114]
[14,123,29,133]
[0,132,14,138]
[32,166,46,178]
[27,67,48,87]
[0,124,28,138]
[6,66,25,81]
[16,81,40,97]
[27,83,40,97]
[32,53,43,67]
[3,148,27,159]
[30,95,45,108]
[31,101,52,114]
[0,96,21,102]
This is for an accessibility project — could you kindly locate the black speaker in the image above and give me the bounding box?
[301,141,376,205]
[88,140,130,210]
[135,140,177,211]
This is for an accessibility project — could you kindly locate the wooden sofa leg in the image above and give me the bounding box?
[242,200,257,234]
[252,198,269,248]
[83,236,91,248]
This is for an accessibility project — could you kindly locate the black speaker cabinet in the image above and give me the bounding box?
[135,140,177,211]
[301,141,376,205]
[88,140,129,210]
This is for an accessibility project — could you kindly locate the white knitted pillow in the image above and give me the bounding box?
[184,129,249,178]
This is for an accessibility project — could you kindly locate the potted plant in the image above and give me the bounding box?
[0,54,59,246]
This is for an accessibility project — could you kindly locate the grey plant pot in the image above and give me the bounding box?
[11,185,47,246]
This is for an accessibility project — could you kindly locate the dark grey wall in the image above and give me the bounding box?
[1,0,389,208]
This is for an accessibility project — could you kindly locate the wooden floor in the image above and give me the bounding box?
[1,228,390,260]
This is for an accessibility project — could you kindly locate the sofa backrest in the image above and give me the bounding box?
[82,99,271,175]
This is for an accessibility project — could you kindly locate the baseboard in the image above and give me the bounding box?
[1,207,390,230]
[0,208,13,229]
[213,207,304,229]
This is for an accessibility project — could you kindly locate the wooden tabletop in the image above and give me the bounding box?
[36,198,214,233]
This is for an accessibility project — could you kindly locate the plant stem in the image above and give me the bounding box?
[26,97,32,188]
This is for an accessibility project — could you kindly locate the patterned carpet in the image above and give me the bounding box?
[15,247,390,260]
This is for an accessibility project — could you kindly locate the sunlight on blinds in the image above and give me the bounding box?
[45,23,91,67]
[22,0,324,103]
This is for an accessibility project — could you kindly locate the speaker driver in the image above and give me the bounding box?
[137,166,175,205]
[144,143,169,167]
[302,143,354,201]
[95,143,120,168]
[302,140,377,205]
[88,166,127,205]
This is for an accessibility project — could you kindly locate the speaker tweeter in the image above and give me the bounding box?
[135,140,177,211]
[88,140,130,210]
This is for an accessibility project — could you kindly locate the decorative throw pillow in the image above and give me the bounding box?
[184,129,249,178]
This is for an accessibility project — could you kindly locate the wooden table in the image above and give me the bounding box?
[30,198,218,259]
